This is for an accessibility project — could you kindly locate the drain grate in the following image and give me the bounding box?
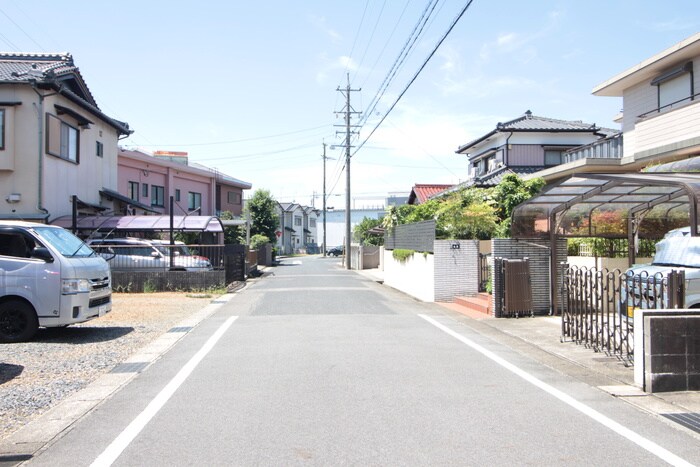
[168,326,193,333]
[110,362,149,374]
[662,413,700,434]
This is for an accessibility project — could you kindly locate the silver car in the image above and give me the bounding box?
[87,238,212,272]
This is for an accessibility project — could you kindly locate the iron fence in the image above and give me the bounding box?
[561,265,685,363]
[478,253,490,292]
[90,243,225,272]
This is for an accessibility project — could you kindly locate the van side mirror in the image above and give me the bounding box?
[32,247,54,263]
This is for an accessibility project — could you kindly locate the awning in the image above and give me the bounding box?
[51,215,225,233]
[512,172,700,240]
[284,227,296,233]
[100,188,158,213]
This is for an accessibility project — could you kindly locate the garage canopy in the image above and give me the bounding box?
[512,173,700,240]
[51,215,224,233]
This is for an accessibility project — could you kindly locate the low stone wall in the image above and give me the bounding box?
[635,309,700,392]
[111,270,226,293]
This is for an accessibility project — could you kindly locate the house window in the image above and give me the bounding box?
[142,183,149,198]
[0,109,5,150]
[188,191,201,210]
[544,150,563,166]
[652,61,694,111]
[175,189,181,202]
[294,216,302,227]
[96,141,103,157]
[227,191,242,204]
[128,181,139,201]
[46,114,79,163]
[151,185,165,207]
[310,218,316,228]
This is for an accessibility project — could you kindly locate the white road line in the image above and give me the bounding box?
[419,314,694,467]
[91,316,238,467]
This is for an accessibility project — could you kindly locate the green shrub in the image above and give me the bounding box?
[392,249,415,262]
[249,234,269,251]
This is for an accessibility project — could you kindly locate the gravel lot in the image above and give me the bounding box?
[0,292,218,441]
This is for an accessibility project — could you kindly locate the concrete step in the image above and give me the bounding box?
[454,293,492,315]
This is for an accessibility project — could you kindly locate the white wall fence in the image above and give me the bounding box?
[383,240,479,302]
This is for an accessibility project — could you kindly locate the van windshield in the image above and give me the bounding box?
[33,227,94,258]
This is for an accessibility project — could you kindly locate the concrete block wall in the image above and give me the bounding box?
[434,240,479,302]
[383,249,435,302]
[493,238,567,314]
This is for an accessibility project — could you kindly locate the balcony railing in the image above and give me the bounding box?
[564,132,623,163]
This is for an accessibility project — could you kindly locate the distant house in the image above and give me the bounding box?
[407,184,453,205]
[276,203,320,254]
[118,149,251,217]
[0,53,132,221]
[454,110,615,189]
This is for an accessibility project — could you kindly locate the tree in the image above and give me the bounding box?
[219,211,244,245]
[491,173,546,237]
[353,217,384,246]
[246,189,279,244]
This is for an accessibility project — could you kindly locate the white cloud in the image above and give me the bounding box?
[316,55,359,85]
[308,15,342,43]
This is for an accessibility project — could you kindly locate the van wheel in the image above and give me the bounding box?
[0,300,39,343]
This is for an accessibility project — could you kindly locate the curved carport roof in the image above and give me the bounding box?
[511,173,700,314]
[51,215,225,233]
[513,173,700,243]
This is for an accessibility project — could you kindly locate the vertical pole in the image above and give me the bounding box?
[322,142,327,257]
[345,76,352,270]
[169,196,175,269]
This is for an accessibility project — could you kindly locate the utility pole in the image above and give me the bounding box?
[335,73,361,270]
[322,142,328,257]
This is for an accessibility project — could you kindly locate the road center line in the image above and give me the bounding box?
[91,316,238,467]
[418,314,693,467]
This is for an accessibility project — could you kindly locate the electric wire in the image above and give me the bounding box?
[357,0,441,129]
[0,6,45,51]
[353,0,476,157]
[350,0,388,85]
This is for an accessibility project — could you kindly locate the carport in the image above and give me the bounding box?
[511,172,700,313]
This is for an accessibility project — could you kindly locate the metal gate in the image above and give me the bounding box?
[561,265,685,362]
[494,258,532,317]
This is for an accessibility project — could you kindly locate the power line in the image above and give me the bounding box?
[0,6,45,51]
[358,0,441,129]
[353,0,476,157]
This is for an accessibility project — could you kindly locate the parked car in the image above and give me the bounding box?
[0,221,112,342]
[327,246,343,257]
[87,238,212,272]
[623,227,700,318]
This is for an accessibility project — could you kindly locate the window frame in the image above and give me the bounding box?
[175,189,181,202]
[46,114,79,163]
[188,191,202,211]
[142,183,149,198]
[96,141,103,158]
[128,181,139,201]
[151,185,165,207]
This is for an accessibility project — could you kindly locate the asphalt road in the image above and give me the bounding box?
[25,256,700,466]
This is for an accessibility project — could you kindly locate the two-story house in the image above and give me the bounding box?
[454,110,616,188]
[276,203,320,254]
[0,53,132,221]
[118,149,251,217]
[530,32,700,184]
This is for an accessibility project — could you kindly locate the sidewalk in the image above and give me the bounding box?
[355,266,700,435]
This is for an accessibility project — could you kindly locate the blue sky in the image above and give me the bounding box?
[1,1,699,208]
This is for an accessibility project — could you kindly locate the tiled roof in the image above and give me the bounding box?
[408,184,454,204]
[0,52,131,135]
[441,167,542,194]
[456,110,605,154]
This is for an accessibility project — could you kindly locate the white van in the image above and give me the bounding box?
[0,221,112,342]
[625,227,700,310]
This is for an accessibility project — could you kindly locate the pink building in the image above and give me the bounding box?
[118,149,251,217]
